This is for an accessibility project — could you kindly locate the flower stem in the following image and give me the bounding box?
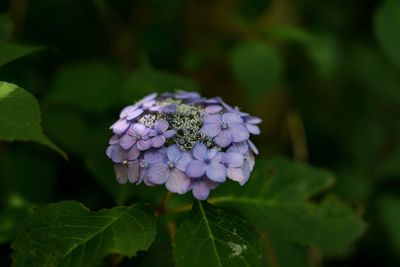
[156,191,172,216]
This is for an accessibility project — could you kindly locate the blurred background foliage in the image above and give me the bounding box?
[0,0,399,266]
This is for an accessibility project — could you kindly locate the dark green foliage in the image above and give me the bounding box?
[0,0,399,266]
[174,201,262,267]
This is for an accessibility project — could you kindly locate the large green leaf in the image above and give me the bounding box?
[123,59,200,102]
[11,201,156,267]
[174,200,261,267]
[230,41,283,101]
[209,158,366,250]
[0,82,65,158]
[0,43,43,66]
[375,0,400,72]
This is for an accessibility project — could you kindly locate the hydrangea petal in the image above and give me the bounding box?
[164,130,176,138]
[205,105,223,114]
[214,130,233,147]
[151,135,166,148]
[192,182,210,200]
[114,164,128,184]
[186,160,206,178]
[222,112,243,123]
[200,123,221,138]
[167,144,182,162]
[227,167,247,185]
[230,124,250,143]
[247,124,261,135]
[192,143,207,160]
[126,161,140,184]
[119,134,136,150]
[137,139,152,151]
[166,169,191,194]
[110,119,130,135]
[175,152,192,172]
[224,152,244,167]
[155,119,169,132]
[203,114,222,124]
[206,163,227,182]
[148,163,170,184]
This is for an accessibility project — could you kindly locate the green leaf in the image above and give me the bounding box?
[209,158,366,250]
[374,0,400,71]
[174,200,262,267]
[379,196,400,254]
[230,41,283,101]
[11,201,156,267]
[45,61,124,113]
[123,59,200,102]
[0,81,66,158]
[0,43,44,66]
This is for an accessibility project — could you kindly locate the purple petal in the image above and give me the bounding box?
[137,139,152,151]
[227,141,248,154]
[186,160,206,178]
[192,143,207,160]
[246,150,256,170]
[141,92,157,103]
[205,105,223,114]
[151,135,166,148]
[192,182,210,200]
[126,109,143,120]
[109,135,119,145]
[247,140,259,155]
[167,145,182,162]
[148,163,170,184]
[110,146,124,163]
[126,146,140,160]
[126,160,140,184]
[160,104,177,113]
[206,163,227,182]
[227,167,248,185]
[247,124,260,135]
[154,120,169,133]
[110,119,130,135]
[200,123,221,138]
[207,148,220,160]
[144,149,166,163]
[222,112,243,123]
[114,164,128,184]
[166,169,191,194]
[163,130,176,138]
[230,123,250,142]
[224,152,244,167]
[203,114,222,124]
[106,146,113,159]
[119,134,136,150]
[175,152,192,172]
[245,116,262,124]
[133,123,150,136]
[214,130,233,147]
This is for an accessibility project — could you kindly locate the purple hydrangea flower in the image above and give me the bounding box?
[106,145,141,184]
[227,141,255,181]
[147,145,192,194]
[200,112,249,147]
[186,143,227,182]
[110,93,157,135]
[149,120,176,148]
[107,91,260,200]
[190,177,220,200]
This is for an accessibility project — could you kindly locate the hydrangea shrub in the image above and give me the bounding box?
[106,92,261,200]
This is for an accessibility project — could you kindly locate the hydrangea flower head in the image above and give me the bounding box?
[106,91,261,200]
